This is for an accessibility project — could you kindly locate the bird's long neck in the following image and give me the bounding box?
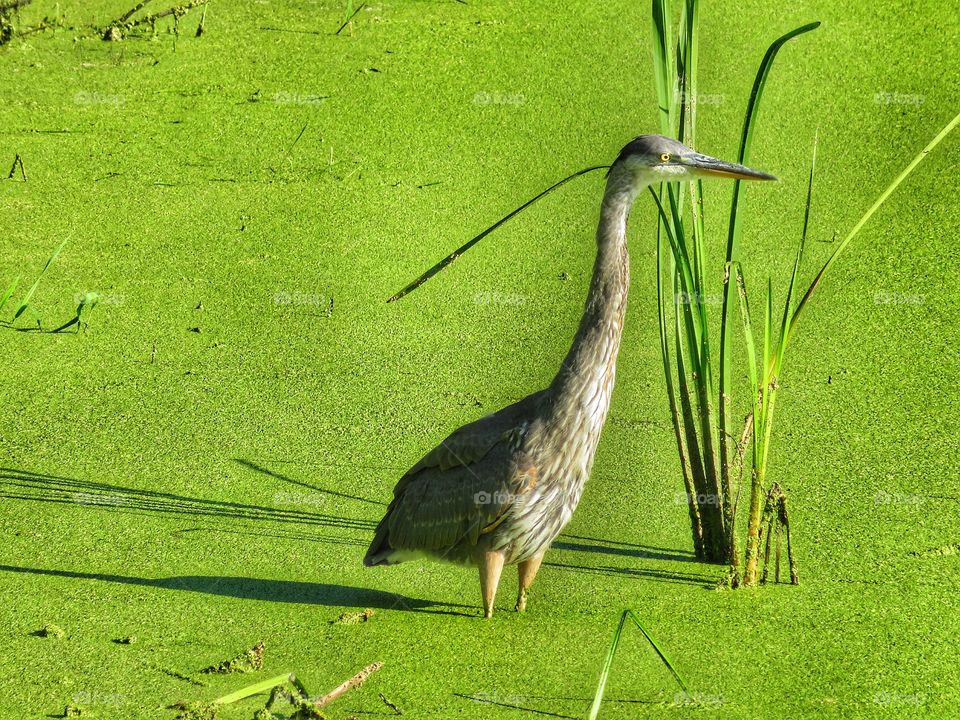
[543,177,638,444]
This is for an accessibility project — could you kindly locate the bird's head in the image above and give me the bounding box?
[608,134,776,194]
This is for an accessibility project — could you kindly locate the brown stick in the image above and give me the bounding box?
[758,483,779,584]
[760,513,773,584]
[773,507,782,583]
[314,662,383,708]
[728,412,754,583]
[730,413,754,522]
[137,1,205,26]
[115,0,154,24]
[113,0,205,31]
[780,494,799,584]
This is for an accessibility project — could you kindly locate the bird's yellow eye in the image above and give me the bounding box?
[660,153,671,163]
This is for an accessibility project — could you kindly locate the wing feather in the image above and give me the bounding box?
[364,391,546,565]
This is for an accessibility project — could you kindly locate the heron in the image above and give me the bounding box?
[364,135,775,617]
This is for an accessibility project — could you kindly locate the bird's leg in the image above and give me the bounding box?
[478,550,505,618]
[515,552,544,612]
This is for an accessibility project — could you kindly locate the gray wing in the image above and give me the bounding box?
[364,390,545,565]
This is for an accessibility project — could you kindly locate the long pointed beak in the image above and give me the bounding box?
[684,152,777,181]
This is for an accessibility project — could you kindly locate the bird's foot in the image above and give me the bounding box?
[515,591,527,613]
[483,607,494,619]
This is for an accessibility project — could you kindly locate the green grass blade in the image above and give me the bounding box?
[386,165,608,302]
[790,111,960,334]
[675,0,689,144]
[588,610,688,720]
[626,610,689,694]
[213,673,294,705]
[656,225,692,489]
[13,239,67,321]
[725,21,821,254]
[763,279,772,384]
[718,19,819,496]
[650,0,674,136]
[733,261,767,585]
[732,263,758,408]
[648,187,701,369]
[0,276,20,314]
[680,0,726,538]
[761,279,773,434]
[774,133,818,374]
[686,0,699,140]
[588,611,630,720]
[673,268,707,492]
[648,188,697,306]
[656,225,677,414]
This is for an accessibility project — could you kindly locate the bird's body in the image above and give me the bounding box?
[365,135,774,616]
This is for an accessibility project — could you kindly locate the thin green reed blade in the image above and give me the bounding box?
[732,263,759,423]
[587,611,629,720]
[656,224,686,463]
[678,0,709,374]
[649,187,702,377]
[684,0,706,310]
[774,133,818,376]
[649,188,697,311]
[213,673,294,705]
[659,221,702,549]
[682,0,699,147]
[588,610,688,720]
[625,610,689,695]
[725,21,821,254]
[674,267,709,507]
[789,111,960,337]
[762,279,773,434]
[652,179,712,549]
[717,20,819,493]
[386,165,609,302]
[650,0,674,137]
[0,276,20,314]
[669,0,727,548]
[763,279,772,387]
[675,0,689,145]
[719,17,822,340]
[14,239,68,321]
